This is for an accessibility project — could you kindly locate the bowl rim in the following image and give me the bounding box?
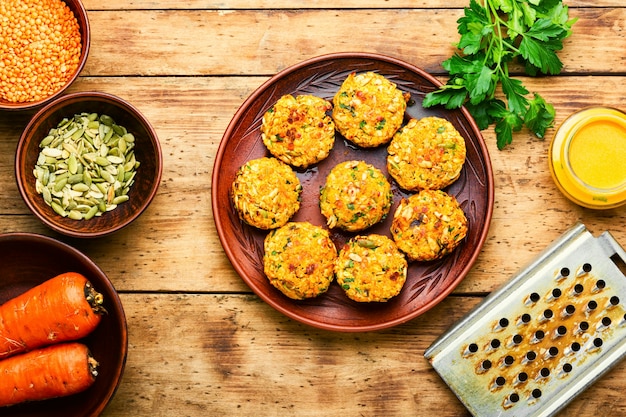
[0,0,91,112]
[15,91,163,238]
[0,231,128,416]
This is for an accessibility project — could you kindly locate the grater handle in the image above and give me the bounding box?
[598,231,626,275]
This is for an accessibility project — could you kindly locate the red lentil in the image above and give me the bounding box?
[0,0,82,103]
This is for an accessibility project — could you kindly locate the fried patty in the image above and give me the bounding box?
[335,234,408,302]
[231,157,302,230]
[261,94,335,168]
[390,189,468,262]
[263,221,337,300]
[319,160,393,232]
[387,117,466,191]
[332,71,408,148]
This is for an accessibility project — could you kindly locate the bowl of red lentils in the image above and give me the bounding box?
[0,0,90,111]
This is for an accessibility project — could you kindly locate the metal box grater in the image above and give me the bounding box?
[425,222,626,417]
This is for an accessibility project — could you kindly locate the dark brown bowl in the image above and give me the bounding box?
[212,52,495,332]
[0,0,90,111]
[0,233,127,417]
[15,91,162,238]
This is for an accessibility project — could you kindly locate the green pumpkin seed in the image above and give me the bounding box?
[33,112,140,221]
[67,173,84,184]
[95,156,110,167]
[112,195,129,204]
[68,210,83,220]
[99,114,114,126]
[84,205,99,220]
[51,202,67,217]
[72,183,90,192]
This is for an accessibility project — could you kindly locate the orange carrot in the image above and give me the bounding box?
[0,342,98,407]
[0,272,105,359]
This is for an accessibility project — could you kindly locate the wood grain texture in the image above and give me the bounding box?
[3,75,625,294]
[81,1,625,10]
[79,8,626,76]
[1,2,625,416]
[103,294,626,416]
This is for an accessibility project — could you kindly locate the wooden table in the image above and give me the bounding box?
[1,1,626,416]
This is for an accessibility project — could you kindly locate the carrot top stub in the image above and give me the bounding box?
[0,272,105,359]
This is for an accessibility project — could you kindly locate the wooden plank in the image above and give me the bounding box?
[100,293,626,416]
[81,0,624,10]
[3,75,626,294]
[80,8,625,77]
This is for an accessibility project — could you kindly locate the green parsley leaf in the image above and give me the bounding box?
[423,0,577,149]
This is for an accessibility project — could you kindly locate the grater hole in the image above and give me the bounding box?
[531,388,543,399]
[477,359,492,373]
[571,283,584,296]
[548,288,562,301]
[544,346,559,359]
[522,351,536,365]
[592,279,606,293]
[559,363,573,378]
[609,296,620,307]
[586,300,598,314]
[495,376,506,386]
[588,338,604,353]
[507,334,523,348]
[577,262,593,277]
[490,339,501,350]
[515,372,528,384]
[597,317,611,332]
[517,313,531,326]
[539,309,553,323]
[509,392,520,403]
[463,343,479,356]
[527,292,540,304]
[531,330,545,344]
[556,325,567,336]
[565,342,581,355]
[560,267,570,277]
[494,318,509,332]
[503,355,515,366]
[562,304,576,317]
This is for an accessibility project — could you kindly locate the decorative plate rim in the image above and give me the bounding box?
[212,52,494,332]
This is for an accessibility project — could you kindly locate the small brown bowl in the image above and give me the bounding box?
[0,0,90,111]
[15,91,162,238]
[0,232,127,417]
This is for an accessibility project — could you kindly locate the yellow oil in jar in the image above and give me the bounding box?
[549,107,626,209]
[568,119,626,189]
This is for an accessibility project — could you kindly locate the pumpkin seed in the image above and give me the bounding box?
[112,195,129,205]
[33,112,140,220]
[84,205,99,220]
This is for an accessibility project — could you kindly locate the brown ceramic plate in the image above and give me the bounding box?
[212,52,494,332]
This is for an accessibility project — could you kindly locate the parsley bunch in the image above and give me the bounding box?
[423,0,577,149]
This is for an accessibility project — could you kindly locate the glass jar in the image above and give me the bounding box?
[549,107,626,209]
